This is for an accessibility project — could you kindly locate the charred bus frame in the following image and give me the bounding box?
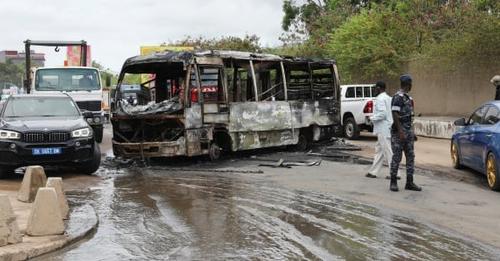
[111,50,341,160]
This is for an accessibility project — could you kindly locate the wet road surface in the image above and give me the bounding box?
[36,163,500,260]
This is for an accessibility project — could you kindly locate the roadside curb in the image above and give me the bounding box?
[0,203,98,260]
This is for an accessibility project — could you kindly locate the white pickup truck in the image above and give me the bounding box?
[340,84,376,139]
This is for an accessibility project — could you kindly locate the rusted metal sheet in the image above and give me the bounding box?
[204,113,229,124]
[228,101,293,132]
[195,57,223,66]
[184,104,202,129]
[186,129,202,156]
[112,137,186,158]
[228,100,339,132]
[203,104,219,113]
[289,100,340,127]
[186,128,212,156]
[230,130,298,151]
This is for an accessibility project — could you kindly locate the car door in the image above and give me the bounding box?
[353,86,365,124]
[341,86,356,121]
[459,105,487,167]
[472,106,500,172]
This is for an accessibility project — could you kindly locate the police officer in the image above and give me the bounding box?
[390,74,421,192]
[491,75,500,100]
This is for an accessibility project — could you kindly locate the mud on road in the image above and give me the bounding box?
[34,152,500,261]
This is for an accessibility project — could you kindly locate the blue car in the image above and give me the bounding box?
[452,101,500,191]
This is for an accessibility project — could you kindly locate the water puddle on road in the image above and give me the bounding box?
[36,167,500,260]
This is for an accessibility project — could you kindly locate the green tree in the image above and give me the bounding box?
[0,61,24,87]
[92,61,118,88]
[122,74,143,85]
[280,0,500,80]
[327,8,416,82]
[175,34,262,52]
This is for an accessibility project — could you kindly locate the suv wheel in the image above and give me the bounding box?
[78,142,101,175]
[0,167,14,179]
[94,128,103,143]
[344,117,360,140]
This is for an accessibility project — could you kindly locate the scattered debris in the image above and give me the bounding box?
[254,157,322,168]
[119,97,182,116]
[326,145,361,151]
[307,152,353,161]
[146,167,264,174]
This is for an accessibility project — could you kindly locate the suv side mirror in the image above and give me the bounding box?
[454,118,467,126]
[82,111,93,118]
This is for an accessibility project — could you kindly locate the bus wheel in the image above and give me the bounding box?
[209,142,221,161]
[295,133,309,152]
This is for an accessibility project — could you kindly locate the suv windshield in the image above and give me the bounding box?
[35,68,100,91]
[3,97,80,117]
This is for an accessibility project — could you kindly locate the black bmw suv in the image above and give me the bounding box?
[0,94,101,178]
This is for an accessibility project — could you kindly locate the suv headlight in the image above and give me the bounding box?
[0,130,21,140]
[72,128,92,138]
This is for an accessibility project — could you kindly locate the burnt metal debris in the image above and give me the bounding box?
[258,158,322,168]
[111,50,341,160]
[118,97,182,115]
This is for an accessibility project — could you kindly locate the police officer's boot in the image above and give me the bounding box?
[390,176,399,192]
[405,175,422,191]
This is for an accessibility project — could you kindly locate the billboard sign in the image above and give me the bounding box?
[66,45,92,66]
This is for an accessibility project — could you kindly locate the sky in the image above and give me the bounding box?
[0,0,285,72]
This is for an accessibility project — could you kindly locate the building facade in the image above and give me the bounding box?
[0,50,45,67]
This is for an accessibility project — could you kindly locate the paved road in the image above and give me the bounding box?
[22,126,500,260]
[35,163,500,260]
[349,132,488,186]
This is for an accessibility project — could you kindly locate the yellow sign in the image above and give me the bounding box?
[139,45,194,84]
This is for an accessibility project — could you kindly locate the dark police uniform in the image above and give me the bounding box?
[390,90,415,178]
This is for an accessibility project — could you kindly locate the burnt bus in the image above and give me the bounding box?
[111,50,341,160]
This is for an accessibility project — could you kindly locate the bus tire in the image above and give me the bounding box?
[209,142,221,161]
[295,132,310,152]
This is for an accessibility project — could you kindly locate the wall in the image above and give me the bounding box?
[407,60,500,117]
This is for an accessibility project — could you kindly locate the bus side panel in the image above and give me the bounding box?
[289,99,339,127]
[185,128,212,156]
[228,101,292,132]
[228,101,297,150]
[185,104,202,129]
[229,130,298,151]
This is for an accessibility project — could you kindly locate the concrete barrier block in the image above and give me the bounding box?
[26,188,64,236]
[0,222,8,247]
[413,117,457,139]
[46,177,69,220]
[0,194,22,245]
[17,166,47,203]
